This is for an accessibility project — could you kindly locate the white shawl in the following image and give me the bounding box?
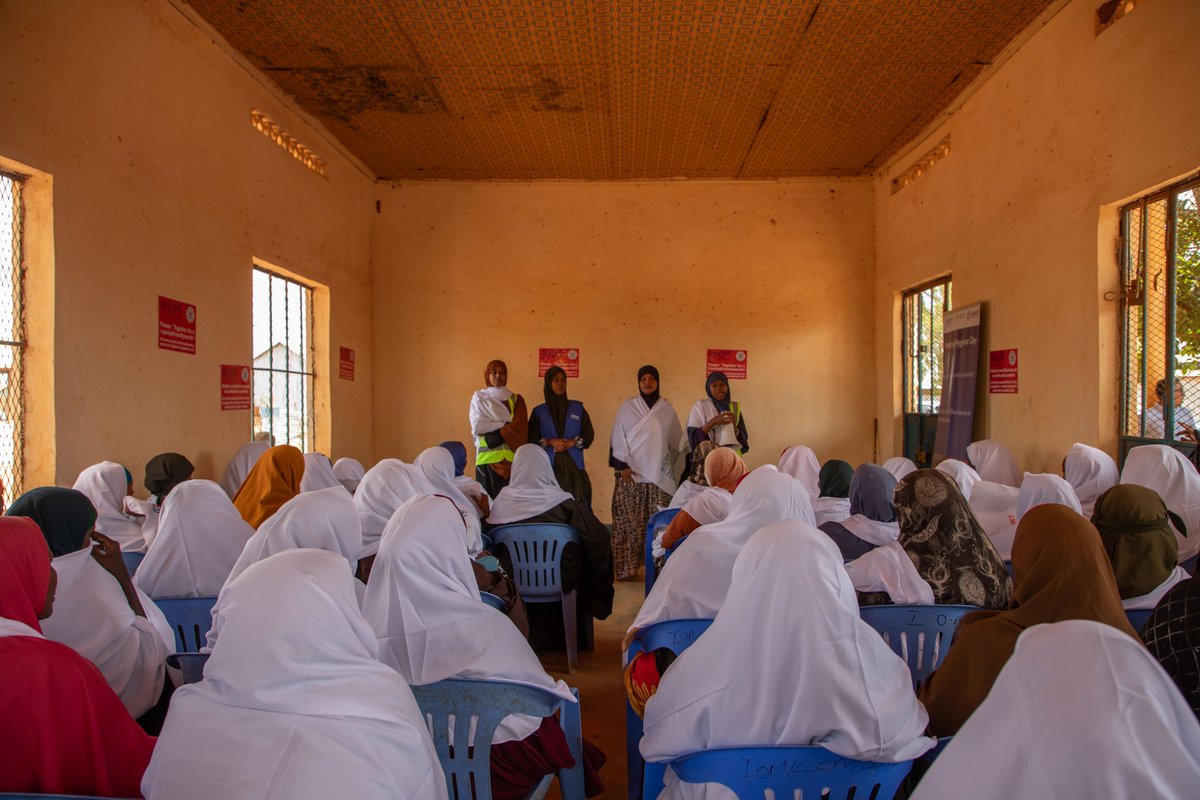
[839,514,901,546]
[632,467,815,632]
[965,440,1021,487]
[778,445,820,500]
[220,441,270,498]
[415,446,485,555]
[968,480,1021,560]
[936,459,981,501]
[124,495,161,547]
[1063,443,1119,517]
[1016,472,1082,519]
[143,549,448,800]
[686,398,740,448]
[611,396,683,496]
[362,495,574,743]
[486,444,573,526]
[300,452,343,493]
[1122,566,1192,610]
[911,620,1200,800]
[333,457,366,493]
[882,457,919,482]
[469,386,514,437]
[844,541,935,605]
[668,480,707,509]
[642,522,934,797]
[812,496,852,526]
[133,480,255,598]
[1120,444,1200,562]
[654,487,735,557]
[72,461,146,553]
[354,459,435,558]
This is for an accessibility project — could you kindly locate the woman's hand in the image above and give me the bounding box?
[619,467,634,485]
[703,411,735,432]
[89,531,147,618]
[550,438,571,453]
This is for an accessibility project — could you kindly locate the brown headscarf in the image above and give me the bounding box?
[895,469,1012,609]
[232,445,305,529]
[703,447,747,492]
[1091,484,1181,599]
[917,504,1139,735]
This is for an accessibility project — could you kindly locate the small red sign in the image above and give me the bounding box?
[220,364,252,410]
[158,296,196,354]
[538,348,580,377]
[706,349,748,379]
[339,347,355,381]
[989,348,1018,394]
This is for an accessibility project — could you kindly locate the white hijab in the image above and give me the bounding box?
[220,441,270,498]
[686,398,740,448]
[333,457,366,493]
[936,459,981,501]
[133,480,255,598]
[966,440,1021,487]
[641,522,934,794]
[1120,444,1200,562]
[778,445,820,500]
[1016,472,1082,519]
[362,495,574,743]
[469,385,514,437]
[610,395,683,496]
[882,456,919,482]
[968,480,1021,560]
[632,467,815,632]
[911,620,1200,800]
[143,549,448,800]
[668,479,707,509]
[124,495,161,547]
[486,444,573,525]
[1063,443,1119,516]
[414,446,485,555]
[354,459,434,558]
[300,452,343,493]
[681,486,734,527]
[72,461,146,553]
[844,542,935,605]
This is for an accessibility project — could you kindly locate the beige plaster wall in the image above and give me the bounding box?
[0,0,376,490]
[371,180,875,519]
[874,0,1200,473]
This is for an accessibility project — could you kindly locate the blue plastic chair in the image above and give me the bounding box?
[480,591,507,611]
[662,746,914,800]
[411,678,585,800]
[625,618,714,800]
[490,523,582,672]
[154,596,218,652]
[120,551,145,577]
[1126,607,1154,633]
[858,604,979,690]
[480,532,494,551]
[643,507,681,594]
[165,651,210,684]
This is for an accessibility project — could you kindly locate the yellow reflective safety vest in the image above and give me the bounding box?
[476,395,517,466]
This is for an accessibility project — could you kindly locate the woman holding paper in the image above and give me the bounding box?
[468,359,529,499]
[686,371,749,454]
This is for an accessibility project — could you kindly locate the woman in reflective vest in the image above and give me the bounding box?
[468,359,528,499]
[528,366,594,507]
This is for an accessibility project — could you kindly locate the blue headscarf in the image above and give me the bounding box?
[849,464,898,523]
[706,371,732,412]
[439,441,468,477]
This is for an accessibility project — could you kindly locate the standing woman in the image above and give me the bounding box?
[528,366,594,507]
[469,359,529,499]
[610,366,682,581]
[685,371,749,456]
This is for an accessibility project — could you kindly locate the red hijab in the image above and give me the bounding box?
[0,516,51,630]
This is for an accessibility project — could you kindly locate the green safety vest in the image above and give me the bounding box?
[476,395,518,465]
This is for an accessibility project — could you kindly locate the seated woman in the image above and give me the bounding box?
[486,444,614,650]
[73,461,147,553]
[133,479,256,598]
[912,621,1200,798]
[965,439,1022,486]
[528,366,595,507]
[300,452,342,492]
[333,456,366,493]
[638,522,933,798]
[0,516,155,797]
[363,495,605,800]
[812,459,853,526]
[917,504,1139,735]
[818,463,897,561]
[659,446,747,551]
[1121,443,1200,566]
[353,458,434,581]
[7,487,170,722]
[143,549,447,800]
[219,440,269,498]
[667,441,715,510]
[1090,484,1191,609]
[1142,574,1200,719]
[935,458,980,501]
[882,456,918,481]
[846,469,1011,608]
[232,444,305,529]
[1062,442,1118,516]
[778,444,820,500]
[416,445,486,556]
[126,451,194,547]
[440,440,491,514]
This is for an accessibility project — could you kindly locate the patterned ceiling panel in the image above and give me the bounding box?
[186,0,1056,180]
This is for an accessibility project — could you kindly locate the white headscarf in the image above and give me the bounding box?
[133,480,255,598]
[911,620,1200,800]
[968,480,1021,560]
[333,457,366,493]
[143,549,448,800]
[882,456,919,482]
[486,444,573,525]
[642,522,934,780]
[611,395,683,496]
[362,495,574,743]
[936,459,981,502]
[966,440,1021,487]
[1120,444,1200,562]
[354,459,434,559]
[220,441,270,498]
[300,452,343,493]
[72,461,146,553]
[469,385,514,437]
[1016,472,1082,520]
[844,542,935,605]
[632,467,815,632]
[778,445,820,500]
[414,446,485,555]
[1063,443,1119,517]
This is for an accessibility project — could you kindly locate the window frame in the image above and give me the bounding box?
[251,265,316,452]
[0,169,26,507]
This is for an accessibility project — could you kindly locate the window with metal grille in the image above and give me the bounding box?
[0,173,25,508]
[1119,175,1200,456]
[901,277,952,466]
[252,266,314,451]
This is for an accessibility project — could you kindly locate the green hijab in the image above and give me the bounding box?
[1091,484,1182,599]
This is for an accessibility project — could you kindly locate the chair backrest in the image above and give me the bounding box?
[858,604,979,690]
[490,524,580,601]
[1125,608,1154,633]
[155,596,218,652]
[479,591,507,611]
[166,651,211,684]
[626,617,714,664]
[121,550,145,577]
[644,507,681,594]
[411,678,567,800]
[668,746,913,800]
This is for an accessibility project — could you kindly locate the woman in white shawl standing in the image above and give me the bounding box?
[640,522,933,800]
[143,549,448,800]
[1062,442,1118,516]
[469,359,529,499]
[610,365,682,581]
[1120,443,1200,565]
[415,445,485,556]
[966,439,1022,486]
[72,461,146,553]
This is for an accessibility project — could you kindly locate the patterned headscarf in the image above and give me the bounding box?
[1142,576,1200,720]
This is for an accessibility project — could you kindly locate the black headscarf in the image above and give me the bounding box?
[144,452,194,499]
[7,487,98,557]
[705,371,732,412]
[543,366,569,436]
[638,365,660,409]
[818,460,854,498]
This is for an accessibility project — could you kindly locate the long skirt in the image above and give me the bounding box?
[611,479,672,580]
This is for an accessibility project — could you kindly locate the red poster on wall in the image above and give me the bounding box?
[158,296,196,354]
[339,347,355,381]
[220,364,252,410]
[989,348,1018,394]
[706,349,748,379]
[538,348,580,377]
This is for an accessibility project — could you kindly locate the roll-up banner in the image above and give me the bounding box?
[933,303,982,463]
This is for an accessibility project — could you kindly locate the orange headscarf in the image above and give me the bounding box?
[703,447,747,492]
[232,445,305,529]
